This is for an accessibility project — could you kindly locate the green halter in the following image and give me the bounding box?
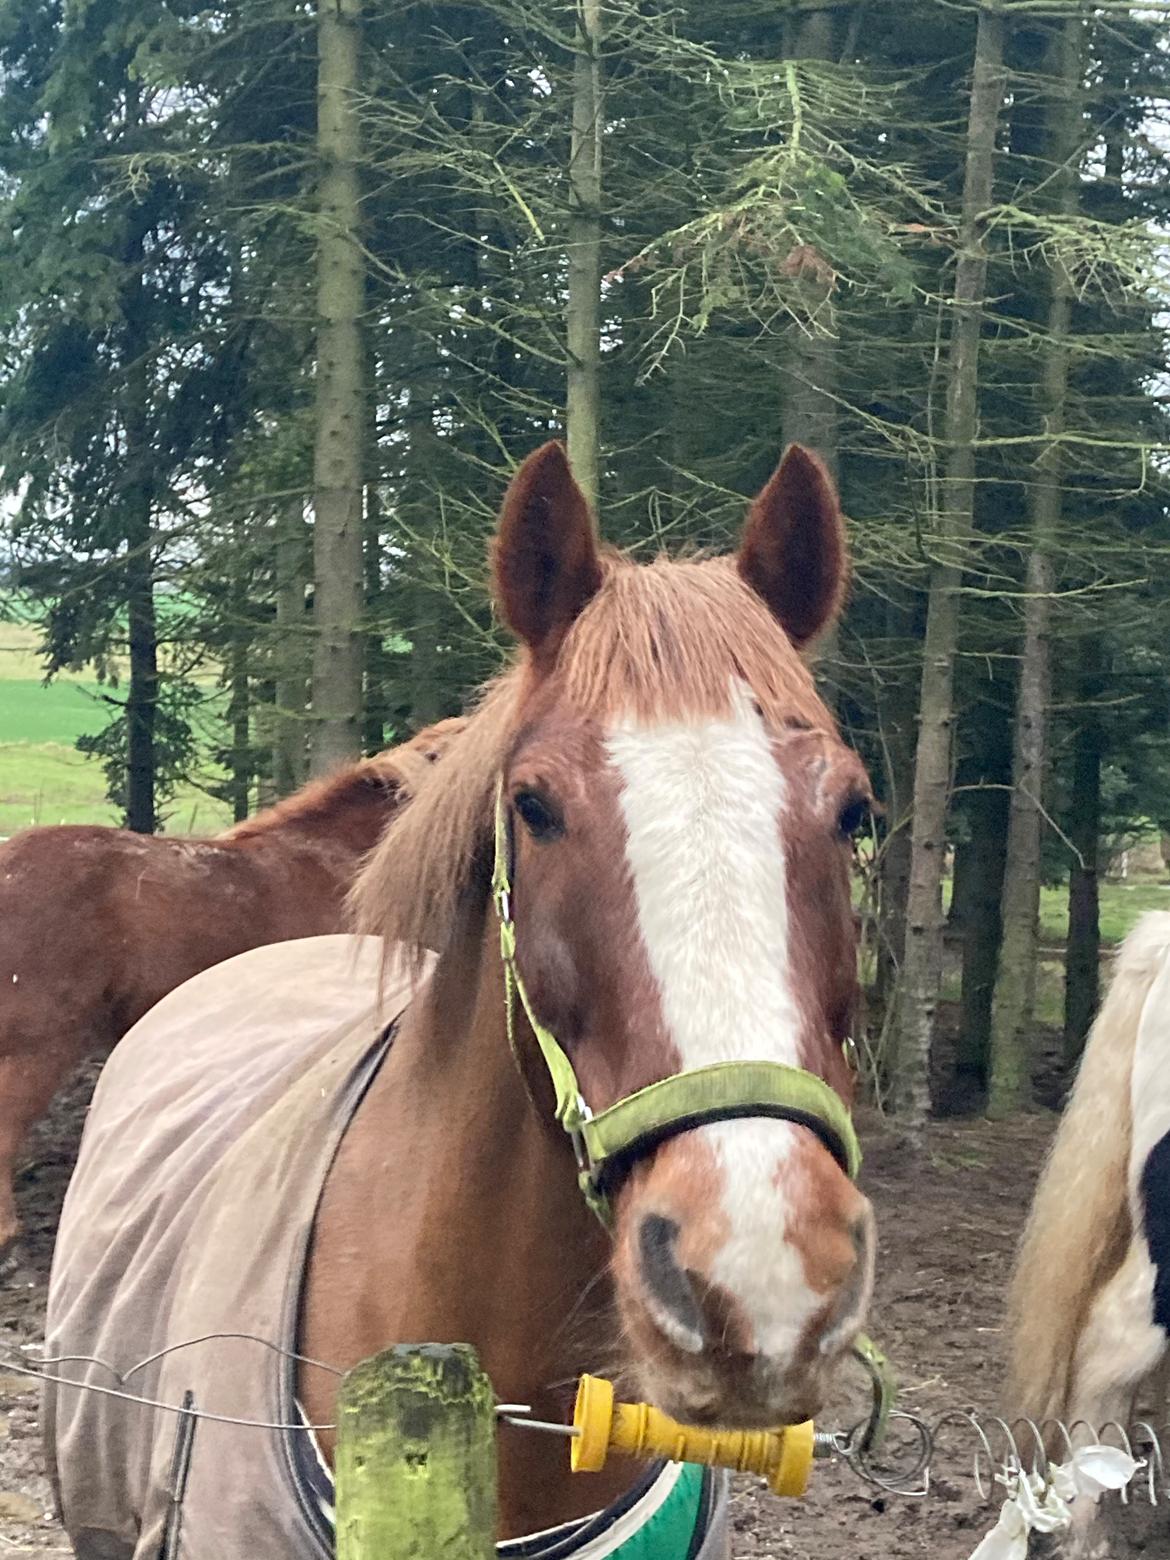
[491,781,862,1227]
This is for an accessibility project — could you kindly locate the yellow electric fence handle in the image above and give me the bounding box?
[569,1375,815,1498]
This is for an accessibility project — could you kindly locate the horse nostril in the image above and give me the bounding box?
[638,1214,706,1355]
[818,1202,876,1358]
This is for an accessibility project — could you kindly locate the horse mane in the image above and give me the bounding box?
[222,717,467,844]
[1006,911,1170,1424]
[350,552,832,963]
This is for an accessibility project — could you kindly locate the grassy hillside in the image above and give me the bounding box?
[0,618,229,837]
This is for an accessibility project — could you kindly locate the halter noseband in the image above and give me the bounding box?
[491,780,862,1227]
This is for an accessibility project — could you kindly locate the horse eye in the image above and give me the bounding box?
[838,797,870,840]
[514,789,562,841]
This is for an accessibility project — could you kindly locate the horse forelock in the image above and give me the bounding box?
[350,551,837,968]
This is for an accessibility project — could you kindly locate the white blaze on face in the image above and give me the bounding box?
[607,679,823,1357]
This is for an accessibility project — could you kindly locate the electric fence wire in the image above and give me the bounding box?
[2,1338,1167,1507]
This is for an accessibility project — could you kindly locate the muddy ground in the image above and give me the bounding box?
[0,1065,1162,1559]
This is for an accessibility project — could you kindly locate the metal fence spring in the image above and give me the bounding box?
[834,1407,1170,1505]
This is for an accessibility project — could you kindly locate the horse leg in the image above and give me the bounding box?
[1139,1346,1170,1422]
[0,1160,16,1257]
[1057,1241,1167,1551]
[0,1040,87,1255]
[1069,1241,1165,1428]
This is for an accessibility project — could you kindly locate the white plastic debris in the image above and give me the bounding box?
[966,1446,1142,1560]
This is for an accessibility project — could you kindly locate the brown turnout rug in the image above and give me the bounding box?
[41,935,420,1560]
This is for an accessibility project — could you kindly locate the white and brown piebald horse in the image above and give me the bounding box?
[1008,911,1170,1534]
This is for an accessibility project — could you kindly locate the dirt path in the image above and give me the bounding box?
[0,1081,1156,1558]
[728,1112,1056,1559]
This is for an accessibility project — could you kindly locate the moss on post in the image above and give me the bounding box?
[335,1343,497,1560]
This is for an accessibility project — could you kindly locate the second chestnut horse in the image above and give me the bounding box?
[0,717,462,1251]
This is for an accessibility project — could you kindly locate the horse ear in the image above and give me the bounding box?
[737,444,847,648]
[493,441,603,665]
[361,763,401,795]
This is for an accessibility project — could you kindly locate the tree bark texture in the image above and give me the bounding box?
[273,497,311,797]
[874,592,921,1015]
[781,10,838,481]
[783,10,843,698]
[363,351,389,754]
[892,5,1006,1133]
[409,582,442,730]
[1064,637,1102,1063]
[124,477,157,834]
[363,479,388,754]
[121,212,158,836]
[566,0,603,516]
[949,674,1013,1082]
[1059,20,1121,1068]
[955,783,1009,1083]
[227,518,252,823]
[987,15,1081,1118]
[876,824,911,1015]
[310,0,366,776]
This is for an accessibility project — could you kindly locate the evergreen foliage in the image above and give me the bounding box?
[1,0,1167,1119]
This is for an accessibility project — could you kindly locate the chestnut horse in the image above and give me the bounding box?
[43,442,875,1554]
[0,718,461,1252]
[312,441,876,1536]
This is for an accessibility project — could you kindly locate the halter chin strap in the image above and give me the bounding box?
[491,780,862,1227]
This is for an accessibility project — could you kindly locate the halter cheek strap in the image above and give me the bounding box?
[491,780,862,1227]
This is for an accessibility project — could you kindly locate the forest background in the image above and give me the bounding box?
[1,0,1168,1134]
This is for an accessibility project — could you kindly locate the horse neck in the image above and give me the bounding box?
[300,892,632,1538]
[238,791,388,860]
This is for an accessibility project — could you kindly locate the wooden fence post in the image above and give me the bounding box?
[335,1343,497,1560]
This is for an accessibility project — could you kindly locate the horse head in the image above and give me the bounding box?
[490,441,875,1429]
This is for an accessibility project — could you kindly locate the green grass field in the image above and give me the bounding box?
[0,618,229,836]
[1040,878,1170,944]
[0,744,230,836]
[0,677,110,746]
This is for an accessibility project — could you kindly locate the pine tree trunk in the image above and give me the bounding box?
[955,784,1009,1083]
[874,594,920,1014]
[987,16,1081,1118]
[273,497,310,797]
[950,677,1013,1082]
[363,344,389,754]
[409,583,441,729]
[781,10,838,480]
[949,831,973,933]
[363,478,387,753]
[1064,639,1102,1063]
[227,519,251,823]
[310,0,366,775]
[124,492,157,836]
[892,5,1006,1135]
[566,0,602,514]
[782,10,841,695]
[121,209,157,836]
[985,546,1056,1115]
[1061,29,1120,1065]
[877,825,911,1011]
[227,645,250,822]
